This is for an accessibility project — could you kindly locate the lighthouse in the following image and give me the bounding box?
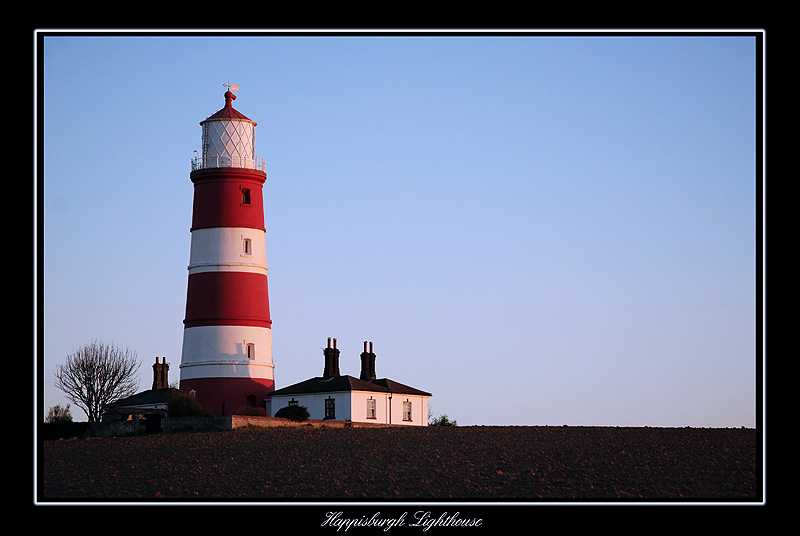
[179,87,274,415]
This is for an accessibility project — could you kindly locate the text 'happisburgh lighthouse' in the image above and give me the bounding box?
[179,86,274,415]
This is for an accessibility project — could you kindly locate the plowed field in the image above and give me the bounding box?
[39,425,759,502]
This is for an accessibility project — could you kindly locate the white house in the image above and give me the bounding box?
[268,339,431,426]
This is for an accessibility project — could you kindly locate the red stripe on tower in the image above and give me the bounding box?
[184,271,272,328]
[179,87,275,416]
[190,169,266,231]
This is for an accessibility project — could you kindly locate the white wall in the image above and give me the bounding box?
[270,391,351,422]
[387,394,429,426]
[350,391,390,424]
[270,391,429,426]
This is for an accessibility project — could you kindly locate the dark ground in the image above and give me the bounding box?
[39,425,759,503]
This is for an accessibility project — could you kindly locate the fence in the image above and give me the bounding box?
[192,156,266,172]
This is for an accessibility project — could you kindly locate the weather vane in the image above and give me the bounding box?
[224,82,239,92]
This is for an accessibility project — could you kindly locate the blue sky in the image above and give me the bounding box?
[38,31,761,427]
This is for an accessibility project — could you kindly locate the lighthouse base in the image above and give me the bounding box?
[179,376,275,416]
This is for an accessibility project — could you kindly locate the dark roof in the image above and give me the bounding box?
[200,90,256,125]
[269,376,431,397]
[367,378,432,397]
[110,388,178,408]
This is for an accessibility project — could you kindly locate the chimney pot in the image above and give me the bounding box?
[360,342,377,381]
[152,356,169,390]
[323,338,341,379]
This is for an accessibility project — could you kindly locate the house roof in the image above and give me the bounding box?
[269,375,431,398]
[109,388,178,409]
[367,378,432,397]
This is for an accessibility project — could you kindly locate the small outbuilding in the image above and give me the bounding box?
[103,357,176,433]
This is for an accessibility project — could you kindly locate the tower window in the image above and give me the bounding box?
[246,343,255,360]
[243,238,252,255]
[241,188,251,205]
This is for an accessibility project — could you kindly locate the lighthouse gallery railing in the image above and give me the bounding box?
[192,156,266,172]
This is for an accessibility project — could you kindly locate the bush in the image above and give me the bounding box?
[46,403,73,423]
[429,414,457,427]
[167,389,206,418]
[275,405,310,422]
[235,406,267,416]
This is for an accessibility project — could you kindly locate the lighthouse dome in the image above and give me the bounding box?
[194,90,264,171]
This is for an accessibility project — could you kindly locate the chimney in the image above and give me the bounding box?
[152,356,169,389]
[323,337,340,379]
[360,341,376,381]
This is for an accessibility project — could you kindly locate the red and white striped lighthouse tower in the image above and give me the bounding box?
[179,86,274,415]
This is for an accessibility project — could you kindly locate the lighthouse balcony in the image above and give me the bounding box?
[192,155,266,172]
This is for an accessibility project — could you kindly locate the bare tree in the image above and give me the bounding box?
[53,340,141,422]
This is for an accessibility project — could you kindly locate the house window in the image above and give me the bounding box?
[325,398,336,419]
[288,399,298,407]
[246,343,255,360]
[403,400,412,421]
[367,398,376,419]
[241,188,251,205]
[243,238,252,255]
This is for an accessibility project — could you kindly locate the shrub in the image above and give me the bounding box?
[167,389,206,418]
[235,406,267,416]
[275,405,310,422]
[46,403,73,423]
[429,414,457,427]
